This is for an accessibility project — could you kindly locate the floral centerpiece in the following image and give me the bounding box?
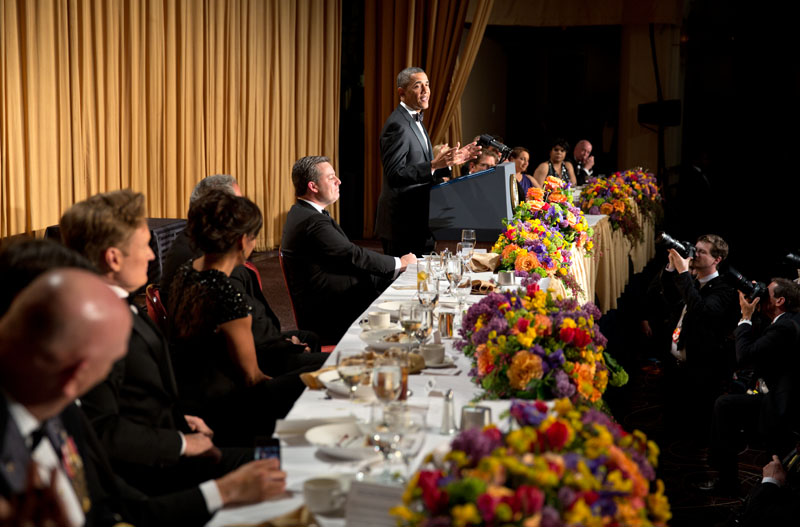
[391,398,671,527]
[577,176,643,243]
[491,177,593,297]
[608,170,663,224]
[456,283,627,403]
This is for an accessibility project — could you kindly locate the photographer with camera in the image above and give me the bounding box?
[702,278,800,496]
[659,234,739,441]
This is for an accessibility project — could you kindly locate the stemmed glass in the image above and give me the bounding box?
[454,269,472,318]
[413,305,433,351]
[417,268,440,307]
[335,349,368,402]
[445,257,463,298]
[461,229,476,251]
[372,356,403,405]
[399,302,421,352]
[456,242,473,267]
[390,406,428,480]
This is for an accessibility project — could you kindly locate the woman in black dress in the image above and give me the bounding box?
[532,138,577,188]
[167,190,306,445]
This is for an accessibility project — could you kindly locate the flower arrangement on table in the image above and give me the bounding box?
[455,283,628,403]
[577,176,643,243]
[490,178,593,297]
[391,398,671,527]
[608,169,663,224]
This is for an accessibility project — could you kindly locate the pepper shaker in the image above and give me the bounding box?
[440,389,457,435]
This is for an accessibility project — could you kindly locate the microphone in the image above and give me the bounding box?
[476,134,512,161]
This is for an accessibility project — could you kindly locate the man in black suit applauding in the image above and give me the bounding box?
[704,278,800,495]
[376,66,480,256]
[282,156,416,343]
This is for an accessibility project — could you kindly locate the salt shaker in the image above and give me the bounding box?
[440,389,457,435]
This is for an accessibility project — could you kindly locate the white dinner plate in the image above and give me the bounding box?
[358,328,414,350]
[304,422,376,460]
[424,357,456,369]
[317,369,374,400]
[375,301,402,312]
[358,320,401,331]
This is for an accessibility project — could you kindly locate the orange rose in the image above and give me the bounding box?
[544,176,563,191]
[501,244,520,260]
[599,202,614,215]
[548,191,566,204]
[613,200,625,213]
[529,199,546,211]
[526,187,544,201]
[515,253,540,272]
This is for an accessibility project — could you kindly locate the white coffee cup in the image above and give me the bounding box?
[368,311,390,329]
[303,477,345,514]
[420,343,445,366]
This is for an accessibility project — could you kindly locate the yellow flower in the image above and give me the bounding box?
[507,351,544,390]
[646,480,673,524]
[451,503,481,527]
[553,398,573,415]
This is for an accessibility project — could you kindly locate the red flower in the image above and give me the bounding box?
[515,485,545,515]
[545,421,569,450]
[559,327,576,344]
[477,493,500,522]
[534,400,548,413]
[516,318,530,333]
[573,330,592,348]
[580,490,599,506]
[526,283,540,296]
[483,427,503,443]
[542,203,551,211]
[505,229,515,240]
[417,471,448,513]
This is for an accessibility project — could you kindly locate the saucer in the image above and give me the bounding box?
[424,357,455,369]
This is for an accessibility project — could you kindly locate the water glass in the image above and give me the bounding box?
[336,349,367,402]
[461,229,476,246]
[372,357,403,405]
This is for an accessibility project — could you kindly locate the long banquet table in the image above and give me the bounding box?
[210,201,655,526]
[209,266,528,527]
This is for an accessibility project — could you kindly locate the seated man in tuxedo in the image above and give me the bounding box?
[0,269,285,526]
[59,190,262,496]
[282,155,416,343]
[161,174,326,376]
[705,278,800,495]
[467,151,498,174]
[569,139,595,185]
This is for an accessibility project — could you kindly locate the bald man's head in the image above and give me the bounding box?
[0,269,132,418]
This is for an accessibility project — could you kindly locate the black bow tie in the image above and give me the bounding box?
[414,112,423,123]
[29,426,46,451]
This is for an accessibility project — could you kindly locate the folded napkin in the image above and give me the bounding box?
[299,366,337,390]
[471,279,496,295]
[274,415,356,436]
[469,252,500,272]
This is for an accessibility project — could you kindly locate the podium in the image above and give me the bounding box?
[428,162,518,242]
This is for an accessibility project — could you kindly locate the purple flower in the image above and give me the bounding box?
[451,427,503,464]
[557,486,576,507]
[588,206,600,214]
[540,505,563,527]
[553,369,575,398]
[510,399,548,427]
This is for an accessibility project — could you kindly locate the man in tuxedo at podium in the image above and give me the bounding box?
[376,66,480,256]
[570,139,595,185]
[282,156,415,343]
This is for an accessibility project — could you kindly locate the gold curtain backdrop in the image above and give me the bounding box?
[1,0,341,249]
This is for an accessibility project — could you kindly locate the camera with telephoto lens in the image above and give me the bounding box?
[655,232,696,259]
[726,266,769,303]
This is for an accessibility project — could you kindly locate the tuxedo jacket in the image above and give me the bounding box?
[281,200,396,343]
[376,104,448,250]
[566,154,591,185]
[661,270,739,372]
[0,397,210,527]
[735,311,800,432]
[80,309,188,472]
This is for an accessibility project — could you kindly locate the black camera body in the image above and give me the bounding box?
[727,266,769,303]
[656,232,696,259]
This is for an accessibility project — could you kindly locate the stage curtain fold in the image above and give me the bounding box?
[0,0,341,249]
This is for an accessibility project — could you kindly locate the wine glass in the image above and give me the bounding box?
[336,349,367,402]
[455,270,472,317]
[445,257,463,297]
[368,403,404,482]
[372,356,403,405]
[456,242,473,267]
[417,270,439,307]
[389,405,428,479]
[413,305,433,351]
[461,229,476,251]
[399,302,421,352]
